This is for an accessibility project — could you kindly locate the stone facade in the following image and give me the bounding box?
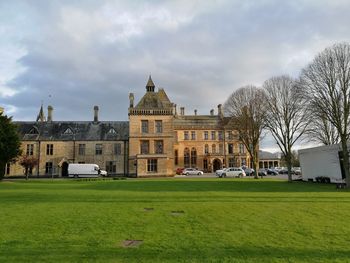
[6,76,251,177]
[128,76,251,177]
[6,109,129,177]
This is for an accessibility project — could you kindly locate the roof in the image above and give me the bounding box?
[259,150,281,160]
[135,89,173,109]
[174,115,221,129]
[14,121,129,141]
[146,75,155,89]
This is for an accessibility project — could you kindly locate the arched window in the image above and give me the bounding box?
[184,148,190,168]
[212,144,216,154]
[204,144,209,154]
[191,147,197,167]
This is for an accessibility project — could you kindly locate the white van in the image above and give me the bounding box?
[68,163,107,178]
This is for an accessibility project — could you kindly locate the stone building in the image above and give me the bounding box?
[6,106,129,177]
[6,76,250,177]
[128,76,250,177]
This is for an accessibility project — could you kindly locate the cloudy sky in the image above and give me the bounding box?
[1,0,350,151]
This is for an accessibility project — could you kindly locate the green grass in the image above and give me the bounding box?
[0,178,350,262]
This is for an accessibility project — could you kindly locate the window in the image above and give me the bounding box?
[106,161,116,173]
[174,150,178,165]
[229,158,235,167]
[46,144,53,155]
[45,162,53,175]
[28,127,38,134]
[227,131,233,140]
[241,158,246,166]
[204,144,209,154]
[219,144,223,154]
[63,128,73,134]
[108,128,116,134]
[154,140,163,154]
[191,131,196,140]
[78,144,85,155]
[114,143,122,155]
[95,144,103,155]
[211,131,216,140]
[140,140,149,154]
[141,120,149,133]
[26,144,34,156]
[212,144,216,154]
[204,131,209,140]
[155,120,163,133]
[184,148,190,167]
[147,159,157,172]
[218,131,223,141]
[184,131,189,140]
[239,143,245,154]
[203,159,208,170]
[228,144,234,154]
[191,148,197,167]
[6,163,10,175]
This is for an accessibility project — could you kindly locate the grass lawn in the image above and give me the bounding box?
[0,178,350,262]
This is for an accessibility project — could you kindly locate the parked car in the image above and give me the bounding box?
[293,167,302,175]
[258,168,267,176]
[220,167,246,178]
[266,168,279,175]
[215,168,227,177]
[176,167,185,175]
[244,168,255,176]
[182,168,204,176]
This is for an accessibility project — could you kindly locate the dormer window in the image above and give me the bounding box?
[108,128,117,134]
[28,127,39,134]
[63,128,74,134]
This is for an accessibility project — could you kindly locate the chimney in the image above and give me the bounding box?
[210,109,214,116]
[174,104,177,115]
[129,93,134,108]
[94,106,99,122]
[218,104,223,118]
[194,109,197,115]
[47,105,53,122]
[180,107,185,116]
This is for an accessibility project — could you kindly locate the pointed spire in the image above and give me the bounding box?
[36,104,46,122]
[146,75,155,92]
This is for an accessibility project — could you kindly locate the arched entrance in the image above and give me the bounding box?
[212,159,222,172]
[61,162,69,177]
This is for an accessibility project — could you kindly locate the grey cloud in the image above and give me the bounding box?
[2,1,350,139]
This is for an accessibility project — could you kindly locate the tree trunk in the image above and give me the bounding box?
[253,159,259,179]
[25,167,28,180]
[0,161,5,180]
[287,153,293,183]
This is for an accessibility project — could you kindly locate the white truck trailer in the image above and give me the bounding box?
[68,164,107,178]
[299,144,346,183]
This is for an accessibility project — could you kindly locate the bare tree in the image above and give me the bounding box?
[224,86,267,179]
[263,75,309,182]
[306,109,339,145]
[300,42,350,186]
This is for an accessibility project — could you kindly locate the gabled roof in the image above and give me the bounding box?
[15,121,129,141]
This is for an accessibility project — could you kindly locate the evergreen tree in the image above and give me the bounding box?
[0,114,22,179]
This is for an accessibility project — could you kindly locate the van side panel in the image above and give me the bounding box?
[68,164,100,178]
